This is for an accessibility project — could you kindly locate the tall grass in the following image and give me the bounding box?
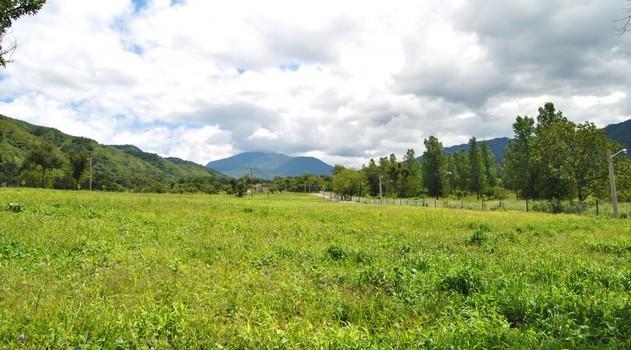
[1,188,631,348]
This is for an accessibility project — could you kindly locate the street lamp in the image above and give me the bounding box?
[608,148,627,218]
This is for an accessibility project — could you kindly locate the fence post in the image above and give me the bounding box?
[526,200,529,212]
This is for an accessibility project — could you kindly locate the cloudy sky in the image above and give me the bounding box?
[1,0,630,167]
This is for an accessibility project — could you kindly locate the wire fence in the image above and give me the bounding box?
[318,192,631,217]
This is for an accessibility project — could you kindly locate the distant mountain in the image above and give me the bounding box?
[206,152,333,179]
[443,137,510,163]
[0,115,227,191]
[417,137,510,163]
[605,119,631,152]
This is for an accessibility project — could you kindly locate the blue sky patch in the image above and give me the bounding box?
[132,0,149,12]
[129,44,144,55]
[133,0,184,12]
[0,95,14,103]
[280,63,300,72]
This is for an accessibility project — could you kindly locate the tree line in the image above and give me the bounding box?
[228,174,332,197]
[332,103,631,207]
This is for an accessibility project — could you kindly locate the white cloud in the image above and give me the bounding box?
[0,0,629,168]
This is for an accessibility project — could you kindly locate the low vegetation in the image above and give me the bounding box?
[1,189,631,348]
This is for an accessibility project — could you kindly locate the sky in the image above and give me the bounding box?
[0,0,630,167]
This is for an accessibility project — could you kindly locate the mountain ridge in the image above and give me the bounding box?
[206,151,333,179]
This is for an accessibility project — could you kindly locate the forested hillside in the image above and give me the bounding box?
[605,119,631,152]
[0,115,228,192]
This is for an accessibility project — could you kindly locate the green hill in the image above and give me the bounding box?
[0,115,228,192]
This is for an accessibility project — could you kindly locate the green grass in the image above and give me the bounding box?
[1,189,631,349]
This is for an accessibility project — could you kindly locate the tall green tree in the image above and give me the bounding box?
[388,154,400,196]
[0,155,19,186]
[24,141,63,188]
[363,158,381,196]
[468,137,486,199]
[453,150,470,192]
[534,104,575,202]
[332,168,366,199]
[68,146,89,189]
[1,0,46,67]
[422,136,445,198]
[444,154,456,195]
[559,122,611,202]
[480,140,497,188]
[400,149,421,197]
[332,164,346,176]
[502,116,537,199]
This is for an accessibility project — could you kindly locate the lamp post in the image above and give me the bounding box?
[608,148,627,218]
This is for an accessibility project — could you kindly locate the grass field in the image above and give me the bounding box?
[1,189,631,349]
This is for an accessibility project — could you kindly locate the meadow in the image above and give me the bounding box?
[1,189,631,349]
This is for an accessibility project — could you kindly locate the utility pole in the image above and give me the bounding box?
[88,156,93,191]
[608,148,627,218]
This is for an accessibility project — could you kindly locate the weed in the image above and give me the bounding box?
[4,202,24,213]
[439,267,484,295]
[325,245,347,261]
[467,229,488,245]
